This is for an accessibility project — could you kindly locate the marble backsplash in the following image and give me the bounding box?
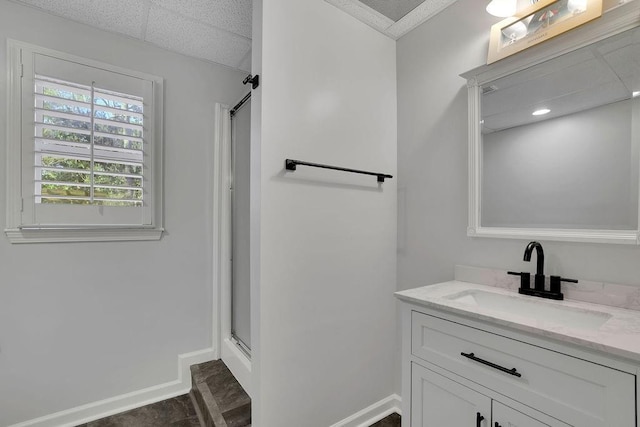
[455,265,640,312]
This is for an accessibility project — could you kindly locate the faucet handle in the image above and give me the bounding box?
[549,275,578,294]
[508,271,531,290]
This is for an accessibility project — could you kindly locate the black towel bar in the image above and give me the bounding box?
[285,159,393,183]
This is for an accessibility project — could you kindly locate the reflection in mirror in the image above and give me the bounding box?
[500,0,589,48]
[480,26,640,231]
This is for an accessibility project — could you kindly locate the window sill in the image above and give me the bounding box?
[4,227,164,244]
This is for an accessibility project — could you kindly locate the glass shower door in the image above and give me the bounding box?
[230,96,251,356]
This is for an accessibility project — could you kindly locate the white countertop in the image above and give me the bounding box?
[396,280,640,363]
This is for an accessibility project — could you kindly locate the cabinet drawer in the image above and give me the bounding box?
[411,311,635,427]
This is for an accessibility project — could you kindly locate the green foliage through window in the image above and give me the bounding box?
[35,76,144,207]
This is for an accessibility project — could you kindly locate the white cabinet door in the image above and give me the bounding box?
[411,362,491,427]
[493,401,568,427]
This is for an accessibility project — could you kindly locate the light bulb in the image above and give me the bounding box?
[532,108,551,116]
[486,0,517,17]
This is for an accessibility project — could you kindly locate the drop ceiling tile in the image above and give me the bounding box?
[385,0,458,39]
[146,5,251,69]
[12,0,148,38]
[358,0,425,21]
[13,0,103,24]
[325,0,458,39]
[238,49,252,73]
[150,0,252,38]
[84,0,149,39]
[325,0,394,33]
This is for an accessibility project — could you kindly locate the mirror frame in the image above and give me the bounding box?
[462,0,640,245]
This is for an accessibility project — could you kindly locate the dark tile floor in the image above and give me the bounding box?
[75,394,200,427]
[73,365,397,427]
[370,412,401,427]
[190,360,251,427]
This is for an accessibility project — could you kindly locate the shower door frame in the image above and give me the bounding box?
[213,101,252,396]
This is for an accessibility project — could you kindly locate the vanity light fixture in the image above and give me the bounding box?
[486,0,517,17]
[532,108,551,116]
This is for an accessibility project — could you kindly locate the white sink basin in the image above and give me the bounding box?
[445,289,612,330]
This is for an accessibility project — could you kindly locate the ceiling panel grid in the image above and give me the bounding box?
[9,0,252,72]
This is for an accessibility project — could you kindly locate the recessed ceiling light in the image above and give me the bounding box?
[532,108,551,116]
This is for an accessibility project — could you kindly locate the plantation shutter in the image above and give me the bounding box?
[21,53,154,227]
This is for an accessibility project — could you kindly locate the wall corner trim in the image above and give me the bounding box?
[329,394,402,427]
[8,348,216,427]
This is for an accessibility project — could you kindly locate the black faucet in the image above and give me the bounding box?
[524,241,545,291]
[508,241,577,300]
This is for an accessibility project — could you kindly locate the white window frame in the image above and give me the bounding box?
[5,40,164,243]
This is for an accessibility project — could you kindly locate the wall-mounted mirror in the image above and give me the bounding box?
[463,1,640,244]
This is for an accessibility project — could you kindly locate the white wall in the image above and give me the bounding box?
[397,0,640,290]
[0,1,246,425]
[249,0,263,418]
[255,0,398,425]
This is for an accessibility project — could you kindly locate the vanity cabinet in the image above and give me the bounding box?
[493,401,558,427]
[412,362,564,426]
[401,304,637,427]
[411,362,490,426]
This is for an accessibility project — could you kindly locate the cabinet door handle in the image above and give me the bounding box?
[461,352,522,378]
[495,423,502,427]
[476,412,485,426]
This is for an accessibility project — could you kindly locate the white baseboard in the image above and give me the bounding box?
[8,348,216,427]
[329,394,402,427]
[220,338,252,397]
